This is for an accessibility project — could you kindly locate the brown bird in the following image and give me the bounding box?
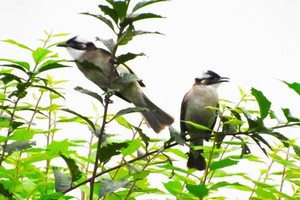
[180,70,229,170]
[57,36,174,133]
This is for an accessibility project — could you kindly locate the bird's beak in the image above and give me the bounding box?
[219,77,230,83]
[57,42,68,47]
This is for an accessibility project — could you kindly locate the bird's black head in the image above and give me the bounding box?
[195,70,229,85]
[57,36,96,50]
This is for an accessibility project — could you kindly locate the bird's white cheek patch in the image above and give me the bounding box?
[66,47,85,60]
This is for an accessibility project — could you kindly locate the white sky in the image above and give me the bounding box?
[1,0,300,198]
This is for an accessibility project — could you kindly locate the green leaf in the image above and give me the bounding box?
[5,141,36,154]
[126,13,164,23]
[74,86,104,106]
[99,4,119,24]
[117,52,145,64]
[98,142,128,164]
[32,47,51,64]
[164,180,185,195]
[181,120,212,131]
[282,80,300,95]
[114,115,133,129]
[38,60,71,73]
[261,131,289,148]
[210,181,252,191]
[282,108,300,122]
[32,85,65,99]
[0,58,30,71]
[60,154,82,182]
[135,127,150,148]
[61,108,96,133]
[250,135,269,156]
[96,37,115,53]
[2,39,33,51]
[121,139,142,156]
[293,144,300,157]
[210,157,239,170]
[251,88,271,119]
[186,183,208,198]
[117,25,135,46]
[113,107,150,120]
[47,140,70,156]
[106,0,127,20]
[99,179,130,198]
[9,129,35,141]
[53,167,72,193]
[82,13,115,32]
[0,183,13,199]
[168,125,185,145]
[132,0,168,12]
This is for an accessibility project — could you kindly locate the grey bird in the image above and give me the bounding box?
[57,36,174,133]
[180,70,229,170]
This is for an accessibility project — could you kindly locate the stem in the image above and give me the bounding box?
[89,94,111,199]
[279,147,290,199]
[63,141,178,194]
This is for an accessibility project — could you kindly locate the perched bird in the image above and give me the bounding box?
[180,70,229,170]
[57,36,174,133]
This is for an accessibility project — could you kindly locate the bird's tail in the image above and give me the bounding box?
[187,149,206,171]
[137,95,174,133]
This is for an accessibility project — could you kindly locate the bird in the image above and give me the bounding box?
[180,70,229,170]
[57,36,174,133]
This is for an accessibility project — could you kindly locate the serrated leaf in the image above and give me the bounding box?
[99,179,130,198]
[53,167,72,193]
[293,145,300,157]
[98,142,128,164]
[74,86,104,106]
[282,80,300,95]
[5,141,36,154]
[9,129,35,141]
[261,131,289,148]
[32,47,51,64]
[0,58,30,71]
[135,127,150,148]
[251,88,271,119]
[114,115,133,129]
[113,107,150,120]
[282,108,300,122]
[250,135,268,156]
[209,157,239,170]
[60,154,82,182]
[186,183,208,198]
[82,13,115,32]
[38,60,71,73]
[121,139,142,156]
[32,85,65,99]
[47,140,70,156]
[168,125,185,145]
[117,52,145,64]
[106,0,127,20]
[127,13,164,23]
[210,181,252,191]
[2,39,33,51]
[99,4,119,24]
[0,72,24,84]
[164,181,184,195]
[132,0,167,12]
[96,37,115,53]
[61,108,96,133]
[0,183,13,199]
[181,120,212,131]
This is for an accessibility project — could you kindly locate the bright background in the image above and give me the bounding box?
[1,0,300,198]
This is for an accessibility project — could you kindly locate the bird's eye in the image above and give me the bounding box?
[78,43,87,50]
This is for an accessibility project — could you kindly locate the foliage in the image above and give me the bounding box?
[0,0,300,199]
